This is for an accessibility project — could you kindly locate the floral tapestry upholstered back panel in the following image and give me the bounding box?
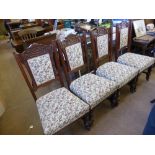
[27,53,55,86]
[97,34,108,58]
[120,28,128,49]
[65,42,84,70]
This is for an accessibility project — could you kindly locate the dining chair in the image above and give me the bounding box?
[18,29,37,42]
[90,27,139,93]
[57,33,119,112]
[14,43,92,134]
[115,20,155,81]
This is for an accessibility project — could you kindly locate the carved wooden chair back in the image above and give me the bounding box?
[115,20,132,60]
[90,27,112,70]
[14,43,64,101]
[57,33,89,87]
[18,29,37,42]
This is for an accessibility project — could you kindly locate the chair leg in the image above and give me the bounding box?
[109,90,119,108]
[135,74,139,92]
[129,75,139,93]
[146,66,152,81]
[82,111,93,130]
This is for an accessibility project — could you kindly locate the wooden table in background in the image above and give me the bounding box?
[132,35,155,56]
[11,33,56,53]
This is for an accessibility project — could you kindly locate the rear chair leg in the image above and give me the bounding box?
[110,90,119,108]
[83,111,93,130]
[135,74,139,92]
[129,75,139,93]
[146,66,152,81]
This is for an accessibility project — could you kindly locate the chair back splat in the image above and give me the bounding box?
[14,42,64,101]
[18,29,37,42]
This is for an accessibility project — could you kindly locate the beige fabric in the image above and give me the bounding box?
[118,53,155,72]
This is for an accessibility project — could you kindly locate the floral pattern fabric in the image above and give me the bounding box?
[65,43,84,70]
[97,34,108,58]
[36,87,89,135]
[120,28,128,48]
[96,62,139,88]
[117,53,155,72]
[27,54,55,86]
[70,73,118,109]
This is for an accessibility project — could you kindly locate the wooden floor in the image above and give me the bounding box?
[0,39,155,135]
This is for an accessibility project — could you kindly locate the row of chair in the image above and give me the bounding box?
[14,21,155,134]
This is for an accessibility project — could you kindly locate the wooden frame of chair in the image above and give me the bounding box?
[57,33,95,128]
[115,20,153,81]
[57,33,119,108]
[90,27,112,71]
[115,20,132,61]
[57,33,89,87]
[13,42,64,101]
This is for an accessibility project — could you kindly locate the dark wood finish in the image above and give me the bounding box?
[7,20,21,31]
[128,76,138,93]
[115,20,154,82]
[10,26,46,41]
[146,66,153,81]
[11,33,56,53]
[18,29,37,42]
[14,42,93,132]
[90,27,112,71]
[82,111,93,130]
[91,26,138,95]
[57,33,89,87]
[115,21,139,93]
[115,20,132,61]
[132,36,155,56]
[108,90,119,108]
[90,27,120,107]
[20,23,38,29]
[14,43,64,101]
[131,20,155,56]
[23,33,56,49]
[57,33,119,108]
[10,20,64,52]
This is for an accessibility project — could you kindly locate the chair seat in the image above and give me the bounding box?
[36,87,89,135]
[117,53,155,72]
[96,62,139,88]
[70,73,118,109]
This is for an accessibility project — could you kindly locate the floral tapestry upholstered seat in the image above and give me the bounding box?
[70,73,118,109]
[36,87,89,135]
[96,62,139,88]
[117,53,155,73]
